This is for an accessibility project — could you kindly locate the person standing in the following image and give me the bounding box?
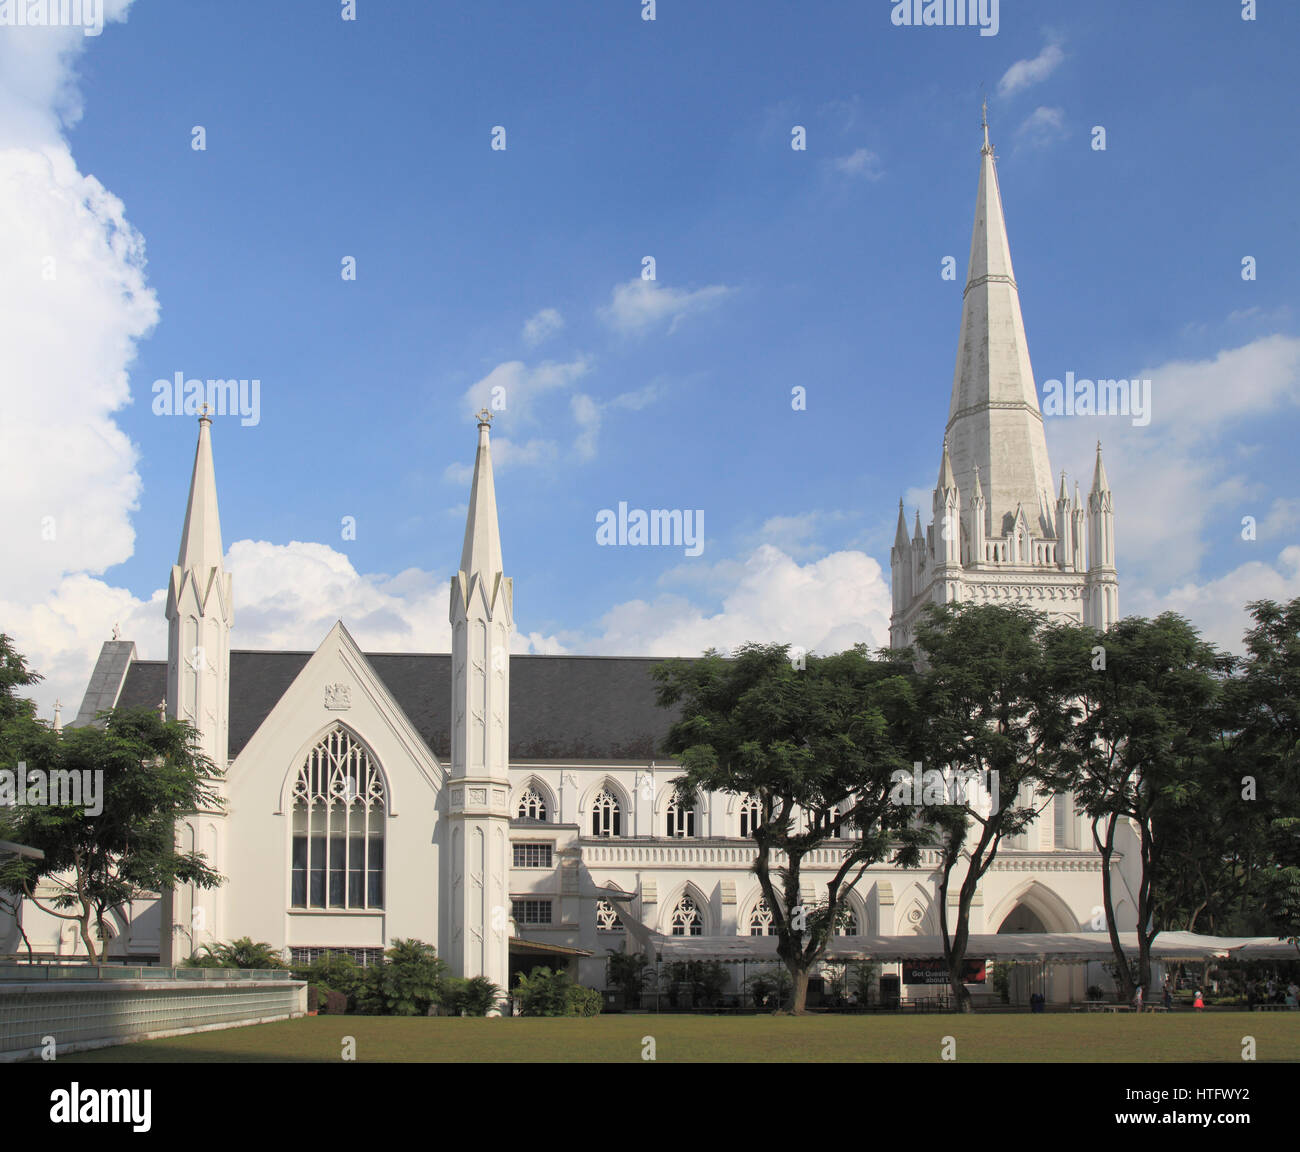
[1193,989,1205,1012]
[1162,982,1172,1011]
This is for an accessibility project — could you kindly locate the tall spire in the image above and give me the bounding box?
[894,498,910,549]
[1091,440,1111,495]
[946,117,1055,539]
[460,409,504,580]
[178,407,224,570]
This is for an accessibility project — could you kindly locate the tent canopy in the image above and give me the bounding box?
[651,931,1299,964]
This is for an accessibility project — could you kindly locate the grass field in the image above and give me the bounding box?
[59,1012,1300,1063]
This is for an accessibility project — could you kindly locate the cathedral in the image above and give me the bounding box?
[3,123,1136,1003]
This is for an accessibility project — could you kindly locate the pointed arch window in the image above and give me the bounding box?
[592,788,621,837]
[517,786,547,822]
[670,893,704,936]
[834,906,861,936]
[739,795,762,838]
[749,897,776,936]
[666,797,696,838]
[291,727,386,909]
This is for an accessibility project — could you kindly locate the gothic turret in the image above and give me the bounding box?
[447,410,513,1002]
[1085,442,1119,630]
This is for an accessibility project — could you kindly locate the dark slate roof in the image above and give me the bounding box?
[115,652,685,762]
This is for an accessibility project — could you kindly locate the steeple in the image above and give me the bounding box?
[163,410,233,964]
[448,410,513,1002]
[459,409,504,580]
[945,116,1056,538]
[178,407,224,572]
[893,499,910,550]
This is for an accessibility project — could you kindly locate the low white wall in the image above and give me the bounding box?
[0,978,308,1062]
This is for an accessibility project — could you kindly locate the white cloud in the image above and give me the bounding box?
[460,356,590,426]
[1045,333,1300,596]
[0,4,160,715]
[832,147,883,179]
[582,544,893,659]
[522,307,563,346]
[570,383,661,461]
[600,278,733,335]
[1016,106,1066,144]
[1125,546,1300,655]
[998,37,1065,97]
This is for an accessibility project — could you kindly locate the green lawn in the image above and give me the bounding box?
[59,1012,1300,1063]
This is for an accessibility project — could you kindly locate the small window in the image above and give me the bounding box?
[666,798,696,838]
[512,843,553,869]
[516,787,547,821]
[739,796,761,837]
[592,788,621,837]
[512,899,552,925]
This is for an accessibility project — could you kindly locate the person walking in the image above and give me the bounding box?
[1162,982,1172,1011]
[1193,989,1205,1012]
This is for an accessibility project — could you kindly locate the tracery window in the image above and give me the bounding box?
[291,727,385,910]
[749,897,776,936]
[670,893,703,936]
[592,788,621,837]
[834,907,861,936]
[516,786,547,821]
[666,798,696,837]
[739,795,762,837]
[596,899,623,933]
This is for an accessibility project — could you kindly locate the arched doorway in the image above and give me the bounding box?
[996,903,1047,1005]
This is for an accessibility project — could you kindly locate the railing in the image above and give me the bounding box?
[0,962,293,982]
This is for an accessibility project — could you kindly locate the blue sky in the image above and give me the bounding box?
[3,0,1298,715]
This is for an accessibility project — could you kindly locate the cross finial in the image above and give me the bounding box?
[476,408,494,428]
[199,402,211,423]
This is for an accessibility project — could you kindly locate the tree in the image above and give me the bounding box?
[0,634,45,958]
[1061,613,1227,996]
[1222,598,1300,944]
[912,603,1081,1012]
[2,703,224,962]
[654,643,927,1013]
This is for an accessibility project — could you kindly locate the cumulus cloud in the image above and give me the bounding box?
[0,4,161,715]
[1125,546,1300,655]
[998,37,1065,97]
[600,278,733,335]
[581,545,893,659]
[1043,333,1300,647]
[522,307,563,346]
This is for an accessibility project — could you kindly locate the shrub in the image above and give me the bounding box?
[566,984,602,1017]
[359,939,448,1016]
[442,975,502,1016]
[291,952,365,1010]
[318,986,348,1015]
[185,937,286,969]
[515,967,598,1016]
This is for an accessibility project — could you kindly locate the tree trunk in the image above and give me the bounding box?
[789,966,810,1014]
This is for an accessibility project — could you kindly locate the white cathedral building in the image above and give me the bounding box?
[4,124,1138,1003]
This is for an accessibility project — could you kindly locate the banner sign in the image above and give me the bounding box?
[902,958,987,985]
